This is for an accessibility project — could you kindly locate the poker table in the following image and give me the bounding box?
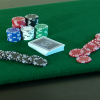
[0,0,100,87]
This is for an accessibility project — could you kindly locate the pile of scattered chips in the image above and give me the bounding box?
[69,33,100,63]
[0,50,48,67]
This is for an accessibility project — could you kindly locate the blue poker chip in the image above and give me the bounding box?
[6,28,21,42]
[6,28,20,33]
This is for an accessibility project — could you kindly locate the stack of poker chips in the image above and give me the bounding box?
[25,14,39,27]
[12,16,26,28]
[6,14,49,42]
[35,24,48,38]
[6,28,21,42]
[0,50,48,67]
[21,26,34,40]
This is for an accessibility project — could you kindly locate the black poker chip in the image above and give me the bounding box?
[5,51,12,60]
[2,51,8,60]
[32,57,48,67]
[0,53,3,59]
[21,54,31,64]
[28,55,41,64]
[16,54,23,62]
[0,50,48,67]
[25,14,39,27]
[16,54,30,64]
[0,50,4,59]
[25,14,39,19]
[7,51,20,60]
[0,50,3,53]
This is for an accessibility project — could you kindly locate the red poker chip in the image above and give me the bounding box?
[89,39,100,48]
[83,42,99,52]
[95,33,100,38]
[76,55,92,63]
[96,37,100,42]
[89,39,97,44]
[95,33,100,42]
[12,16,25,21]
[69,48,84,57]
[82,48,91,56]
[12,16,26,28]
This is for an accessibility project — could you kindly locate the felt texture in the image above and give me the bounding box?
[0,0,100,85]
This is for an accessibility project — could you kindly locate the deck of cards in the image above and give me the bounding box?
[28,36,65,56]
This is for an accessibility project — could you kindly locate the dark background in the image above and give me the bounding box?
[1,72,100,100]
[0,0,100,100]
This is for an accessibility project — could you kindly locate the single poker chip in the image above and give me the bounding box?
[0,53,3,59]
[89,39,100,48]
[35,24,48,30]
[2,51,7,60]
[89,39,97,44]
[21,54,31,64]
[0,50,8,59]
[95,33,100,38]
[0,50,4,59]
[96,37,100,42]
[33,57,48,67]
[16,54,23,62]
[28,55,41,64]
[0,50,3,53]
[21,26,34,32]
[69,48,84,57]
[25,14,39,19]
[83,42,99,52]
[0,50,5,59]
[5,51,12,60]
[6,28,20,33]
[12,16,25,21]
[95,33,100,42]
[82,48,91,56]
[7,51,20,60]
[76,55,92,63]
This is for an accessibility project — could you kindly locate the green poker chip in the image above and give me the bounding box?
[35,24,48,38]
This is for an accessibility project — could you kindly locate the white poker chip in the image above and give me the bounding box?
[21,26,34,32]
[21,26,34,40]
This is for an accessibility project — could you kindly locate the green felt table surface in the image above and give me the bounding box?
[0,0,100,85]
